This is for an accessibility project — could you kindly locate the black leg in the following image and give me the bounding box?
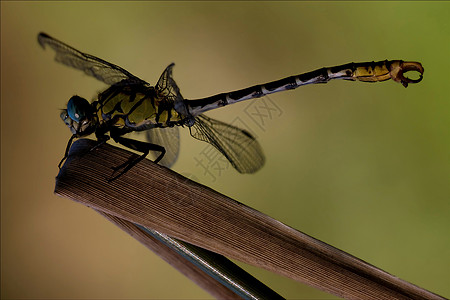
[88,134,110,153]
[108,135,166,181]
[77,134,110,158]
[58,133,111,169]
[58,135,76,169]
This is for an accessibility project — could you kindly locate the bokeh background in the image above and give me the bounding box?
[2,2,449,299]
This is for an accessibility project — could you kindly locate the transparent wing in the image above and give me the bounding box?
[145,127,180,168]
[155,63,188,113]
[156,63,179,99]
[38,32,147,86]
[190,115,265,173]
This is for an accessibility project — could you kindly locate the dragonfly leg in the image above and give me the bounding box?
[58,135,76,169]
[108,135,166,181]
[88,134,110,153]
[58,134,111,169]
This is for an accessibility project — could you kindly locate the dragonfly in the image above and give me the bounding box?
[38,33,424,180]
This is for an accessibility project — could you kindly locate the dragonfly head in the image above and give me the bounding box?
[61,95,97,136]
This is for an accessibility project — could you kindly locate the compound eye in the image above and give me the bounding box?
[67,95,92,122]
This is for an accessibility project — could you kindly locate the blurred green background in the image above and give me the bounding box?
[1,2,449,299]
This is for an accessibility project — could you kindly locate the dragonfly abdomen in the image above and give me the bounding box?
[186,60,423,116]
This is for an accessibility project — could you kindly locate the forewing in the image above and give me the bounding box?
[190,115,265,173]
[38,32,146,86]
[145,127,180,168]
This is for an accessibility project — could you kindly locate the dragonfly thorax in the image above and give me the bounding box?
[61,95,97,136]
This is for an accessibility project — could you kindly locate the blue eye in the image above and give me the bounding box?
[67,96,91,121]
